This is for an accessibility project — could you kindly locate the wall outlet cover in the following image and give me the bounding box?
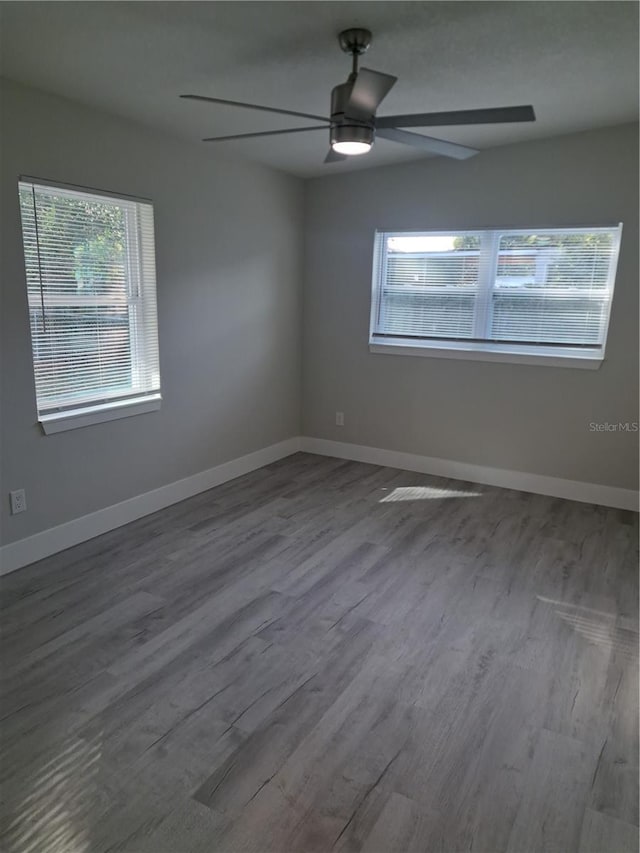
[10,489,27,515]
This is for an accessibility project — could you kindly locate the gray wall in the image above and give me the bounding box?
[302,124,639,490]
[1,79,303,545]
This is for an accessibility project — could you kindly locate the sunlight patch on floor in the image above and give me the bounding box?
[379,485,482,502]
[537,596,639,659]
[3,735,102,853]
[556,611,638,657]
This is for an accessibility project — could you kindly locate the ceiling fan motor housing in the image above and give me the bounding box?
[330,80,375,149]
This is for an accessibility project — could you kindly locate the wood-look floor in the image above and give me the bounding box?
[1,452,638,853]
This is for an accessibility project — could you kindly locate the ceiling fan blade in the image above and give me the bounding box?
[346,68,397,121]
[203,126,327,143]
[376,105,536,129]
[181,94,329,124]
[324,148,349,164]
[377,127,479,160]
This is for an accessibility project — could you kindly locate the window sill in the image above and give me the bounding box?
[39,394,162,434]
[369,339,603,369]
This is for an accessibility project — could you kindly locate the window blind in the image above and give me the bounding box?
[18,179,161,416]
[370,227,622,354]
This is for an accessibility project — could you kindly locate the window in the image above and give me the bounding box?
[369,226,622,368]
[18,178,161,433]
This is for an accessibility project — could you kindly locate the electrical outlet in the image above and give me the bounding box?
[335,411,345,427]
[10,489,27,515]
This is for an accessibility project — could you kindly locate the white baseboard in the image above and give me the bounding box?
[2,433,636,576]
[299,437,639,512]
[0,437,301,576]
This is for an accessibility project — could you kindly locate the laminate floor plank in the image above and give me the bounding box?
[579,808,639,853]
[1,452,637,853]
[358,792,436,853]
[505,728,600,853]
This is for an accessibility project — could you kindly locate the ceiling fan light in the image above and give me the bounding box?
[330,123,375,156]
[332,140,372,155]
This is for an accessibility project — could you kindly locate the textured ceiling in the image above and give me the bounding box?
[1,1,638,177]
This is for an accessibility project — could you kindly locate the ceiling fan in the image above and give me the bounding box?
[181,28,535,163]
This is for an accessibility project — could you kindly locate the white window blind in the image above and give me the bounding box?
[370,227,622,360]
[18,179,161,420]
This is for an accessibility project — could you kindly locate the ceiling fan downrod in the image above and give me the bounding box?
[338,27,372,77]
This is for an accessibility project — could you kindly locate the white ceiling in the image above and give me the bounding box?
[1,1,638,177]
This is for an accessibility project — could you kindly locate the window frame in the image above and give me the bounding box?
[369,225,623,370]
[18,176,162,433]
